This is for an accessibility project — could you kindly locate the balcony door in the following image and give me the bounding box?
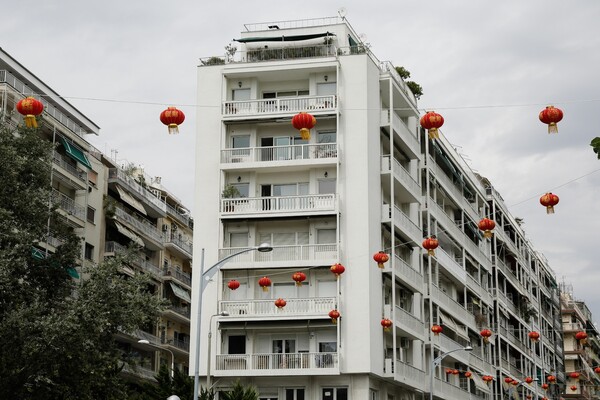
[272,339,296,369]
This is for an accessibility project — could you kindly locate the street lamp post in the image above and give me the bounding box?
[429,345,473,400]
[206,311,229,390]
[137,339,175,378]
[508,378,539,400]
[193,243,273,400]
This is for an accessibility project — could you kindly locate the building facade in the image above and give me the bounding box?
[0,47,194,380]
[192,16,564,400]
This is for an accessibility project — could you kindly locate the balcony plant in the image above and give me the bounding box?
[222,184,241,212]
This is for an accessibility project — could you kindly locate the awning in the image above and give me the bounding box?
[114,221,144,247]
[170,282,191,303]
[465,220,484,241]
[67,267,80,279]
[471,373,491,392]
[439,312,459,333]
[116,185,147,215]
[60,137,92,169]
[31,247,80,278]
[234,32,335,43]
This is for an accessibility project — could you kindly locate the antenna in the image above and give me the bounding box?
[338,7,347,19]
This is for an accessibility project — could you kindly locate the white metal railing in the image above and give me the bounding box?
[466,274,492,305]
[238,44,337,63]
[438,334,470,364]
[434,378,472,400]
[216,352,338,371]
[221,143,337,163]
[563,322,585,332]
[114,207,164,244]
[166,203,192,228]
[218,244,338,263]
[219,297,335,317]
[493,289,518,315]
[392,157,421,195]
[52,153,87,182]
[108,168,166,213]
[51,189,86,220]
[395,305,425,336]
[395,362,427,391]
[431,286,475,326]
[243,17,340,32]
[428,157,479,220]
[163,266,191,286]
[221,194,335,215]
[393,205,422,242]
[394,255,423,291]
[222,95,336,116]
[380,61,418,107]
[435,247,467,282]
[165,235,193,256]
[495,258,526,295]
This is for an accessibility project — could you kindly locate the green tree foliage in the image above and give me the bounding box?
[0,119,164,399]
[394,66,424,100]
[220,381,259,400]
[591,137,600,159]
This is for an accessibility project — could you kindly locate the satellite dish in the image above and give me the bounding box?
[338,7,347,18]
[359,33,368,43]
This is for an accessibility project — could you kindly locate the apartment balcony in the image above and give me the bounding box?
[162,336,190,355]
[469,351,494,376]
[381,156,421,201]
[222,95,337,121]
[163,305,191,324]
[383,360,427,391]
[495,258,526,296]
[220,143,337,170]
[162,266,191,288]
[493,289,519,316]
[383,304,425,339]
[436,334,470,364]
[563,322,585,332]
[219,297,335,318]
[497,325,528,353]
[388,255,423,293]
[166,203,193,229]
[214,352,339,376]
[231,43,337,63]
[104,241,162,279]
[218,244,338,268]
[381,204,422,246]
[51,189,86,226]
[494,228,520,259]
[113,207,164,250]
[466,275,492,306]
[433,378,482,400]
[108,168,167,218]
[380,110,420,158]
[430,286,476,327]
[164,235,193,260]
[221,194,336,218]
[52,153,87,190]
[435,247,467,283]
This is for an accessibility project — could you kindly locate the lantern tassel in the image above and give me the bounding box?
[546,206,555,214]
[377,262,384,269]
[427,249,435,256]
[547,123,558,134]
[24,115,38,128]
[295,282,302,287]
[168,123,179,135]
[428,128,439,139]
[300,128,310,140]
[331,318,337,324]
[262,286,269,292]
[484,230,493,239]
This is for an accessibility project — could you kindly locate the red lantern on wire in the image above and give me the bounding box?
[452,369,459,375]
[422,236,439,256]
[431,325,443,335]
[541,383,549,390]
[464,371,472,378]
[595,367,600,374]
[505,377,514,384]
[528,331,540,342]
[478,218,496,238]
[381,318,393,331]
[420,111,444,139]
[570,385,577,392]
[480,329,493,343]
[525,377,534,384]
[227,280,240,290]
[330,263,345,278]
[292,272,306,286]
[575,331,588,343]
[291,112,316,140]
[446,369,453,375]
[16,96,44,128]
[547,375,556,384]
[482,375,494,384]
[569,372,580,380]
[258,276,272,292]
[329,309,340,324]
[540,193,559,214]
[373,251,390,269]
[539,105,563,134]
[160,106,185,134]
[274,298,287,309]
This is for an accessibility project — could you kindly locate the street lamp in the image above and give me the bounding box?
[508,378,539,399]
[193,243,273,400]
[206,311,230,390]
[429,345,473,400]
[137,339,175,378]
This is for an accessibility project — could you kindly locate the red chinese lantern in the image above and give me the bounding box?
[452,369,459,375]
[505,377,514,384]
[478,218,496,238]
[330,263,345,278]
[528,331,540,342]
[547,375,556,383]
[480,329,493,343]
[160,106,185,134]
[446,369,453,375]
[291,112,316,140]
[570,385,577,392]
[16,96,44,128]
[540,193,559,214]
[525,377,534,384]
[431,325,443,335]
[464,371,472,378]
[482,375,494,384]
[274,298,287,309]
[420,111,444,139]
[541,383,549,390]
[595,367,600,374]
[258,276,271,292]
[569,372,580,380]
[527,396,533,400]
[373,251,390,269]
[227,279,240,290]
[542,397,548,400]
[329,309,340,323]
[292,272,306,286]
[511,380,519,386]
[381,318,393,331]
[422,236,439,256]
[539,105,563,134]
[575,331,588,342]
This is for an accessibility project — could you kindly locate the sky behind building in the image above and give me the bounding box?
[2,1,599,316]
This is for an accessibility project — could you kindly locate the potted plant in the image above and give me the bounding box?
[222,184,241,212]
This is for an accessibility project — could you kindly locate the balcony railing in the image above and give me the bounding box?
[234,44,337,63]
[163,337,190,352]
[166,203,192,228]
[380,61,418,107]
[218,244,338,264]
[395,305,425,337]
[108,168,166,214]
[114,207,164,245]
[221,194,336,216]
[393,255,423,292]
[492,289,518,315]
[430,286,475,326]
[163,266,191,287]
[52,153,87,182]
[105,241,162,278]
[219,297,335,317]
[167,305,191,319]
[381,156,421,197]
[466,274,492,306]
[221,143,337,164]
[433,378,475,400]
[215,352,338,374]
[222,95,336,117]
[51,189,86,220]
[435,247,467,282]
[437,334,470,364]
[164,235,193,257]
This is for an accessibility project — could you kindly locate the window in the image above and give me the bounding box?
[369,389,379,400]
[230,232,248,248]
[86,206,95,224]
[263,90,309,98]
[228,335,246,354]
[231,183,249,197]
[286,389,305,400]
[84,242,94,261]
[322,388,347,400]
[317,83,336,96]
[317,229,336,244]
[318,131,337,144]
[318,180,336,194]
[273,282,308,299]
[232,135,250,148]
[88,169,98,186]
[232,88,251,101]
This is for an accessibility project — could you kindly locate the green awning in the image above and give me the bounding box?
[169,282,191,303]
[432,144,460,180]
[60,138,92,169]
[348,34,358,47]
[234,32,335,43]
[67,267,80,279]
[31,247,79,278]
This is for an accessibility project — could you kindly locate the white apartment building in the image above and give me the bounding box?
[192,16,563,400]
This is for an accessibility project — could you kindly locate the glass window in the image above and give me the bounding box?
[317,229,336,244]
[318,131,336,144]
[286,389,305,400]
[322,388,347,400]
[273,184,297,197]
[232,88,251,101]
[86,206,95,223]
[230,232,248,248]
[232,135,250,148]
[317,83,336,96]
[318,180,336,194]
[84,243,94,261]
[232,183,249,197]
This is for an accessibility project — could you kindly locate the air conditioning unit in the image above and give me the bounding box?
[400,338,410,349]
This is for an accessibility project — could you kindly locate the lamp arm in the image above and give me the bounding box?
[202,247,258,280]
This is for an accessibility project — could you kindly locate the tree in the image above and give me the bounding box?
[394,66,424,100]
[220,381,259,400]
[591,137,600,159]
[0,119,165,399]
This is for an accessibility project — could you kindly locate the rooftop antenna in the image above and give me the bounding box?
[338,7,347,20]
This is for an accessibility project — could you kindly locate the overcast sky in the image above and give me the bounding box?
[2,1,599,317]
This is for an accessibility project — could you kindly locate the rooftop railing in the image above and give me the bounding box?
[109,168,167,213]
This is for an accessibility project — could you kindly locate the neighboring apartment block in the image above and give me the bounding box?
[0,48,193,380]
[192,16,565,400]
